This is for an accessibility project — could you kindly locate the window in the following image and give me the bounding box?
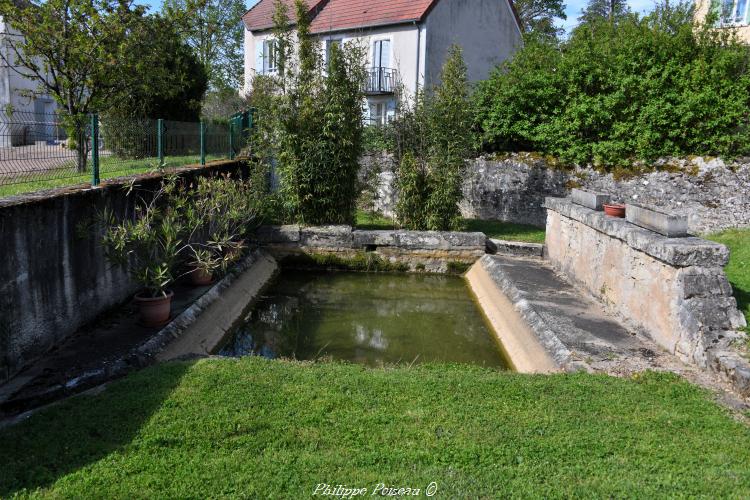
[372,39,391,69]
[714,0,750,25]
[325,39,342,66]
[263,39,278,74]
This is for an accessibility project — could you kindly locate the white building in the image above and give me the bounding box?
[0,17,59,147]
[242,0,523,124]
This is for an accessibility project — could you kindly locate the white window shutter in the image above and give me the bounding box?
[256,40,265,75]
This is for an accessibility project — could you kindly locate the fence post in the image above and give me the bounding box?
[228,120,235,160]
[90,113,100,186]
[199,121,206,166]
[157,118,164,166]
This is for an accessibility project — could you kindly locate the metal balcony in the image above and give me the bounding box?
[365,67,396,95]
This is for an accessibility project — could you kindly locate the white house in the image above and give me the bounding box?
[242,0,523,124]
[0,17,59,147]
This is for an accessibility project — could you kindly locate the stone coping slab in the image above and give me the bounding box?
[486,239,544,257]
[544,197,729,268]
[256,225,487,251]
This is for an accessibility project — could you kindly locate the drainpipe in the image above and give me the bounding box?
[414,21,421,94]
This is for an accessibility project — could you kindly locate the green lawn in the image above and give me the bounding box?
[2,358,750,498]
[0,155,225,198]
[355,211,547,244]
[709,228,750,332]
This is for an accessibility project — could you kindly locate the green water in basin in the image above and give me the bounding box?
[219,270,508,369]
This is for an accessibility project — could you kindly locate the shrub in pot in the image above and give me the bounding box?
[102,180,184,327]
[181,175,262,285]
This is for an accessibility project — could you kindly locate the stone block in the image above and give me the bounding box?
[299,225,353,248]
[352,230,396,248]
[487,238,544,257]
[255,225,300,244]
[571,188,610,211]
[626,204,688,238]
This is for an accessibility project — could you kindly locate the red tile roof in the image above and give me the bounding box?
[309,0,437,34]
[243,0,522,34]
[242,0,327,32]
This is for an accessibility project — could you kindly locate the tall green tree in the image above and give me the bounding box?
[394,46,474,231]
[514,0,567,38]
[578,0,630,24]
[163,0,246,90]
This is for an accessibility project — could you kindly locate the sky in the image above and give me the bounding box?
[137,0,658,35]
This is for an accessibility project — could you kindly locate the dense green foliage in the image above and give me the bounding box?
[393,46,474,230]
[514,0,567,38]
[475,2,750,167]
[2,358,750,497]
[708,228,750,334]
[249,0,366,225]
[163,0,246,90]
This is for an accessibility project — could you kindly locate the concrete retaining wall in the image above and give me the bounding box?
[544,197,747,367]
[0,161,247,383]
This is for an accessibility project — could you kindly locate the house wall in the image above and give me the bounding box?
[694,0,750,43]
[424,0,522,87]
[245,25,422,96]
[0,19,58,147]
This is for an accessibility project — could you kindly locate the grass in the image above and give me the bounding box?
[355,211,547,244]
[0,155,225,198]
[2,358,750,497]
[708,228,750,334]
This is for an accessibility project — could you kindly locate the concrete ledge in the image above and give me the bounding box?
[487,239,544,257]
[544,197,729,267]
[156,252,278,360]
[466,256,572,373]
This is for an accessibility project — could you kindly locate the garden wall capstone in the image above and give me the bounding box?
[255,225,487,273]
[543,197,747,369]
[0,160,247,385]
[361,153,750,233]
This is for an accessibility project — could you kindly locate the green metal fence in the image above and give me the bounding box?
[0,110,253,198]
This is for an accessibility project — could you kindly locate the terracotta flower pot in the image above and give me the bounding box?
[134,290,174,327]
[189,266,214,286]
[603,203,626,218]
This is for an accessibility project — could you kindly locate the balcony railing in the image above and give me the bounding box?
[365,67,396,94]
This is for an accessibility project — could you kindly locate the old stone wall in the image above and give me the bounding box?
[0,161,247,384]
[362,153,750,234]
[544,197,746,367]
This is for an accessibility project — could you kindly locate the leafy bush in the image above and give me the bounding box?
[474,2,750,167]
[393,46,474,230]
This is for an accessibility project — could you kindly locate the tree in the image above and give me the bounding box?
[514,0,567,38]
[394,46,474,231]
[162,0,246,90]
[578,0,630,24]
[201,87,246,122]
[0,0,197,170]
[250,0,366,225]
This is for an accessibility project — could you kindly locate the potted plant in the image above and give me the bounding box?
[181,175,261,285]
[603,203,626,218]
[102,179,184,327]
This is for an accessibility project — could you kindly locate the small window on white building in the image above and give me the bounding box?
[714,0,750,25]
[326,39,342,66]
[372,39,391,69]
[263,39,278,74]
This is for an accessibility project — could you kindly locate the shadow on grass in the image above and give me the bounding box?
[462,219,546,243]
[0,361,191,496]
